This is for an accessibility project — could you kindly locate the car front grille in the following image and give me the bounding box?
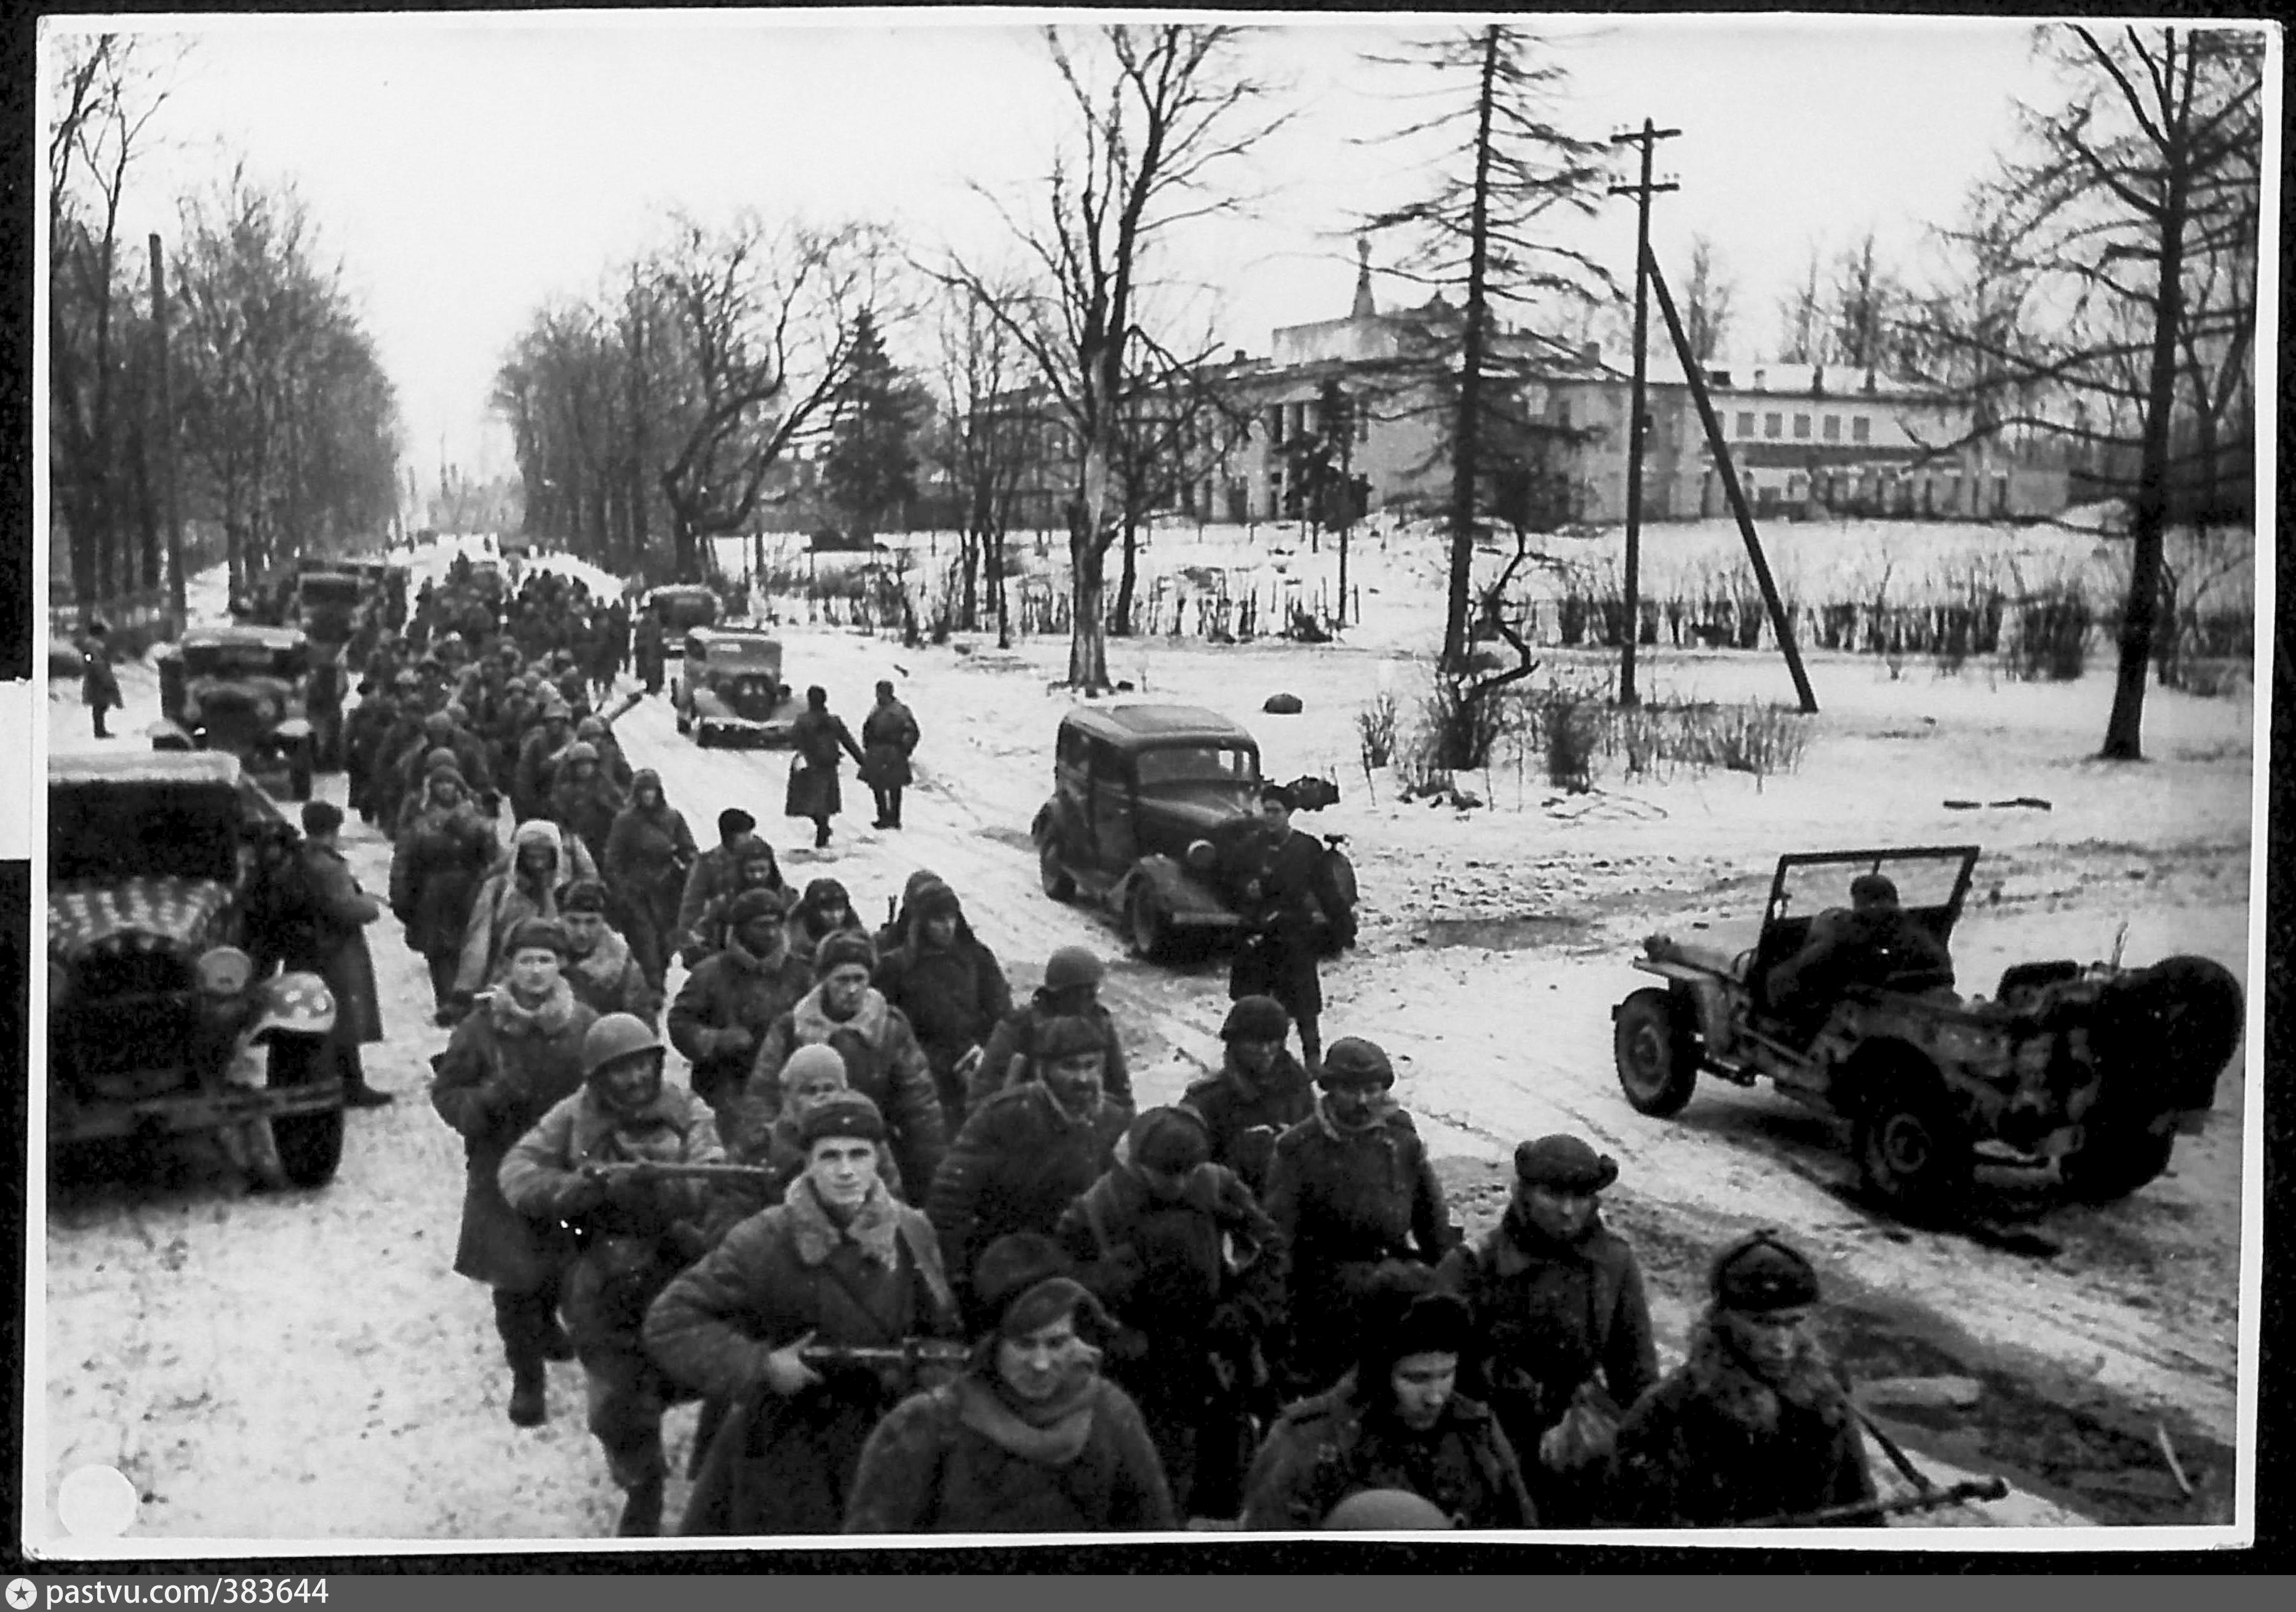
[57,951,206,1093]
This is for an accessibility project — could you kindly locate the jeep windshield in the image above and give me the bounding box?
[1133,743,1258,792]
[184,644,298,680]
[50,783,241,885]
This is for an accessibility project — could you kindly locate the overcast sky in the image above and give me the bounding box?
[51,9,2110,493]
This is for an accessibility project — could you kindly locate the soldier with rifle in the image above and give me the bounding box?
[644,1090,962,1536]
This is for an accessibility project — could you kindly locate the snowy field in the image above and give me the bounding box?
[33,520,2260,1547]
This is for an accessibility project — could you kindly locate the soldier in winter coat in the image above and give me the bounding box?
[558,881,663,1027]
[602,769,697,991]
[1436,1135,1659,1526]
[276,802,393,1107]
[665,888,813,1138]
[1242,1270,1535,1531]
[729,1044,906,1214]
[969,946,1134,1114]
[575,713,635,791]
[453,820,602,1004]
[678,836,790,968]
[869,877,1012,1131]
[843,1232,1177,1534]
[784,685,866,850]
[389,760,500,1019]
[1263,1037,1454,1397]
[645,1091,961,1537]
[673,808,766,965]
[548,742,626,872]
[499,1013,722,1536]
[1056,1106,1285,1519]
[429,918,600,1427]
[512,704,576,823]
[859,679,920,830]
[1229,783,1345,1072]
[1179,994,1315,1200]
[1608,1232,1879,1528]
[739,931,946,1197]
[926,1013,1130,1321]
[784,877,867,975]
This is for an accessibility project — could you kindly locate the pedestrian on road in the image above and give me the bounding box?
[842,1232,1177,1535]
[870,876,1011,1133]
[453,820,602,1010]
[784,877,866,975]
[549,741,627,874]
[498,1013,722,1536]
[1607,1231,1880,1528]
[970,946,1134,1114]
[646,1090,962,1538]
[1241,1267,1536,1531]
[1435,1134,1659,1526]
[666,887,812,1140]
[730,1043,907,1212]
[1262,1036,1454,1398]
[559,880,663,1027]
[78,623,121,740]
[1179,994,1315,1200]
[429,917,600,1427]
[388,759,499,1022]
[604,769,697,993]
[785,685,866,851]
[679,836,791,968]
[739,930,946,1200]
[1229,783,1343,1072]
[276,801,394,1108]
[860,680,920,831]
[674,810,774,965]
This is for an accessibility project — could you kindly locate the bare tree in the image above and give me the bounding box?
[1682,234,1736,365]
[1360,23,1614,670]
[926,276,1041,643]
[1827,229,1914,372]
[939,24,1285,690]
[1929,23,2262,759]
[1772,241,1826,362]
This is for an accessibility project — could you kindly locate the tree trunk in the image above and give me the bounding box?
[1441,25,1501,672]
[1112,514,1141,637]
[2101,58,2191,762]
[1067,511,1110,691]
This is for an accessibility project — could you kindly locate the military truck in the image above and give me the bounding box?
[150,624,323,800]
[48,750,345,1189]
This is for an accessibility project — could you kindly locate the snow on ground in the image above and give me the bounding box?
[33,525,2258,1546]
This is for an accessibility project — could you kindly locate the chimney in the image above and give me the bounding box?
[1351,234,1377,321]
[1232,348,1248,365]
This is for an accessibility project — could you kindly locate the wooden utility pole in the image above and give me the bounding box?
[149,234,186,627]
[1608,120,1678,708]
[1645,243,1817,714]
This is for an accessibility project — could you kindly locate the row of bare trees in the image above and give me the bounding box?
[50,36,401,619]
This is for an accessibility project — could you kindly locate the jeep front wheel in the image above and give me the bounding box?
[1853,1068,1972,1213]
[1613,988,1700,1117]
[267,1036,345,1189]
[2059,1120,2175,1205]
[1039,842,1075,903]
[1127,885,1174,962]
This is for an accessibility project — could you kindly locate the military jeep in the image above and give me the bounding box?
[150,625,322,800]
[48,751,346,1190]
[1611,845,2245,1213]
[1030,703,1357,962]
[674,626,795,748]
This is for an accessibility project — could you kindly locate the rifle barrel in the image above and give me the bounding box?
[1750,1477,2011,1529]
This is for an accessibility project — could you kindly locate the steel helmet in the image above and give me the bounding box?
[1043,946,1105,994]
[1321,1488,1454,1531]
[246,972,337,1042]
[583,1013,662,1079]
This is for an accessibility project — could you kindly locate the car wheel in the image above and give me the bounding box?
[1040,843,1076,903]
[1612,987,1700,1117]
[1852,1066,1972,1213]
[266,1036,345,1189]
[2059,1117,2177,1205]
[1127,885,1173,962]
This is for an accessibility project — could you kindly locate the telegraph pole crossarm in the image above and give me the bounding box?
[1608,119,1680,708]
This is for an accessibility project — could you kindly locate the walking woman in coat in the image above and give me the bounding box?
[429,917,600,1427]
[390,759,500,1021]
[784,685,866,850]
[645,1091,961,1537]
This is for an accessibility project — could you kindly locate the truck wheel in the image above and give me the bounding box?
[1612,987,1700,1117]
[288,745,315,802]
[1127,885,1173,962]
[1040,844,1075,903]
[266,1037,344,1189]
[2059,1121,2175,1204]
[1853,1068,1972,1214]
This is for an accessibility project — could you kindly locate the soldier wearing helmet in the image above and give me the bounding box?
[500,1012,724,1536]
[512,701,576,823]
[1608,1231,1878,1528]
[971,945,1134,1114]
[1179,994,1313,1198]
[549,740,628,873]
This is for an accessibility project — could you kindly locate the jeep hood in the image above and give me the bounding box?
[51,877,233,961]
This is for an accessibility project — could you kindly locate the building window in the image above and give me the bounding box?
[1734,410,1755,438]
[1764,412,1782,439]
[1851,416,1872,444]
[1822,415,1841,442]
[1793,413,1811,439]
[1357,409,1371,445]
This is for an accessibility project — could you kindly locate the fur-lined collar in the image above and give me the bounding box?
[1681,1311,1853,1437]
[485,975,579,1037]
[948,1365,1104,1466]
[567,928,635,984]
[781,1176,903,1270]
[1486,1205,1615,1279]
[791,983,891,1048]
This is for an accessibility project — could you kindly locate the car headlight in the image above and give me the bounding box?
[1185,839,1219,874]
[195,946,255,999]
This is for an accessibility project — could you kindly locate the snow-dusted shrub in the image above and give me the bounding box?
[1355,690,1399,770]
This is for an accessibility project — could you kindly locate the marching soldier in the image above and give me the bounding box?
[1179,994,1315,1199]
